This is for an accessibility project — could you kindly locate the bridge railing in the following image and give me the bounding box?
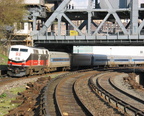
[44,29,144,36]
[34,29,144,41]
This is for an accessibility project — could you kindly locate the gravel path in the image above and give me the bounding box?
[0,77,40,95]
[0,72,66,95]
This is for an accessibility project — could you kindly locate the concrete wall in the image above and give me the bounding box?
[73,46,93,53]
[100,0,131,9]
[93,46,144,56]
[73,46,144,56]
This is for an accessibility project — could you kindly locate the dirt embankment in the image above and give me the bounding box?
[6,76,51,116]
[124,73,143,89]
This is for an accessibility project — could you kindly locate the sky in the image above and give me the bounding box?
[71,0,144,8]
[71,0,88,8]
[140,0,144,2]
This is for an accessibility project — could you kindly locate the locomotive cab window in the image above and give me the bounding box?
[11,48,19,51]
[20,49,28,52]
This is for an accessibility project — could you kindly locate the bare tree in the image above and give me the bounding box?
[0,0,26,39]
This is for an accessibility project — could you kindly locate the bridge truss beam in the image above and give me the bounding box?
[31,0,144,46]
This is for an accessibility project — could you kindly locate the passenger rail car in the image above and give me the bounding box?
[71,54,144,68]
[48,51,70,71]
[7,45,70,76]
[71,54,93,68]
[93,54,144,67]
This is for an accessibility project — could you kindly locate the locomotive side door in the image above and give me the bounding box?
[38,54,41,65]
[43,50,46,66]
[45,50,49,66]
[30,50,34,66]
[32,49,39,66]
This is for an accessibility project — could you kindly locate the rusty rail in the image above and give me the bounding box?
[89,72,144,116]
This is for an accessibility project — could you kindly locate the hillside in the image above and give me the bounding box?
[0,54,8,65]
[0,53,8,73]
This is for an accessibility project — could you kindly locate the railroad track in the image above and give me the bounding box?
[89,72,144,116]
[40,73,70,116]
[3,68,144,115]
[2,67,144,116]
[40,70,124,116]
[40,70,94,116]
[55,72,91,115]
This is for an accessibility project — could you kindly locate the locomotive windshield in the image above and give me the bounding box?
[11,48,28,52]
[11,48,18,51]
[20,49,28,52]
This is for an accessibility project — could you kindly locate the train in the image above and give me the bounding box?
[7,45,70,76]
[7,45,144,77]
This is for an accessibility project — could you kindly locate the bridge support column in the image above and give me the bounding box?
[58,15,62,36]
[130,0,138,35]
[88,0,93,35]
[32,12,37,31]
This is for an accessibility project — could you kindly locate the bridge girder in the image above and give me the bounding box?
[31,0,144,46]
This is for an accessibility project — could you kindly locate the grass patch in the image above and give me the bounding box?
[0,93,7,98]
[0,53,8,65]
[0,97,18,116]
[0,86,25,116]
[9,87,25,95]
[0,54,8,59]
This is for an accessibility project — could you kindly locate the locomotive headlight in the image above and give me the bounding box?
[15,57,20,60]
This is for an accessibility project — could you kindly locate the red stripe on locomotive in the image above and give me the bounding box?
[8,60,49,66]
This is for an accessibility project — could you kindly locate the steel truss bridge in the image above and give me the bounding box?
[31,0,144,47]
